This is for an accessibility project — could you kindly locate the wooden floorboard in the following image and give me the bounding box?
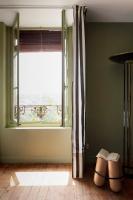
[0,164,132,200]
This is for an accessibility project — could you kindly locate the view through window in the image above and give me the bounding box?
[19,52,62,125]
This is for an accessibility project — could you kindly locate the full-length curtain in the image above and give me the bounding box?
[72,5,86,178]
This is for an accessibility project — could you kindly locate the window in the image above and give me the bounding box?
[7,12,73,127]
[19,51,62,126]
[19,30,62,126]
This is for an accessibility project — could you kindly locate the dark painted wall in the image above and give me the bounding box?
[86,23,133,162]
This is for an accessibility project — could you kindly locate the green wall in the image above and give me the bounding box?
[86,23,133,162]
[0,23,6,127]
[0,22,72,163]
[0,23,6,161]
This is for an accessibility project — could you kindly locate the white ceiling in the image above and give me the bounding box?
[0,0,133,25]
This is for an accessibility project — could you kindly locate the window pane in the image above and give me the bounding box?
[19,52,62,125]
[13,89,17,122]
[13,55,17,88]
[12,55,18,122]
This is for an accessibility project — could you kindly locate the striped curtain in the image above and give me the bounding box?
[72,5,86,178]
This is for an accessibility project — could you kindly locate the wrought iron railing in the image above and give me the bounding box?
[14,105,62,123]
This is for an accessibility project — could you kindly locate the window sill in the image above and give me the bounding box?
[6,126,71,130]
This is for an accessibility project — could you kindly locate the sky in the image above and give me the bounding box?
[19,52,62,105]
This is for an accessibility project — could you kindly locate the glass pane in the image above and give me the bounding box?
[12,13,19,124]
[13,89,17,122]
[64,37,68,124]
[19,52,62,125]
[12,55,18,121]
[13,55,17,88]
[62,9,73,126]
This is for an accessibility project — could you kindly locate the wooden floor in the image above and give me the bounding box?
[0,164,132,200]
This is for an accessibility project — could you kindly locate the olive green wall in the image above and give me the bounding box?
[86,23,133,162]
[0,22,72,163]
[0,22,6,160]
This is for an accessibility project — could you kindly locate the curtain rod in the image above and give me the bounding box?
[0,5,73,9]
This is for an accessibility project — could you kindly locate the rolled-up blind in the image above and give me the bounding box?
[19,30,62,52]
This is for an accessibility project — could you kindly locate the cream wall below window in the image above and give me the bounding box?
[0,128,72,163]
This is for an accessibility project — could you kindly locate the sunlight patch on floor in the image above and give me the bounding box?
[10,171,70,186]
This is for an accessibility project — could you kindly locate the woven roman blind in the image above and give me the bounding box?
[19,30,62,52]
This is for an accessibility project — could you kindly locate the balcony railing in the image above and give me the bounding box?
[14,105,62,123]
